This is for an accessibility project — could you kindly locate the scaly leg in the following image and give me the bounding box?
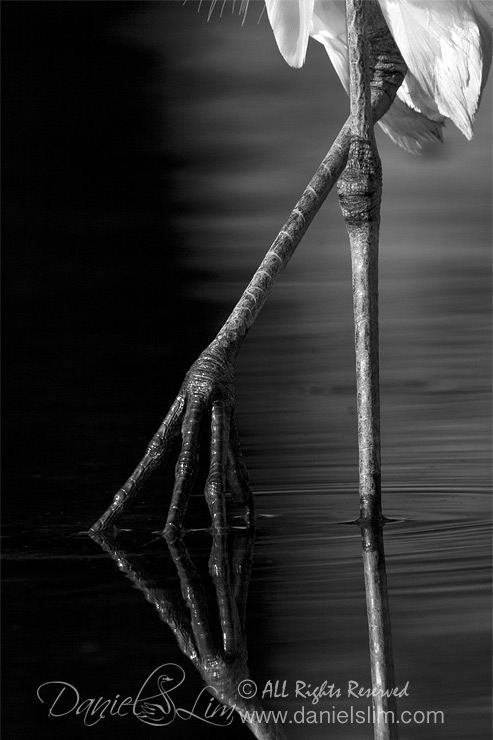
[338,0,384,524]
[90,125,352,536]
[90,6,406,536]
[342,10,400,739]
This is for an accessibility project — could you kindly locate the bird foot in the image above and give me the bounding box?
[90,338,253,534]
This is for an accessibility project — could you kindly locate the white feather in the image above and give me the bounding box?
[264,0,314,68]
[265,0,492,151]
[378,97,444,153]
[378,0,491,139]
[310,0,348,85]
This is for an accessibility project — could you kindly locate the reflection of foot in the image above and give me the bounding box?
[89,527,286,739]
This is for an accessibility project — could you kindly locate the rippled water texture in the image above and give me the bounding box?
[3,2,491,739]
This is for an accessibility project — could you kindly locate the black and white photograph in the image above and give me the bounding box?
[2,1,492,738]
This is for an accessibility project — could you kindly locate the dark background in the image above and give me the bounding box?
[3,1,217,490]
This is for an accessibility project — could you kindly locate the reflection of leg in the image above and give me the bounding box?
[90,529,286,739]
[209,532,241,657]
[360,522,398,739]
[208,529,256,658]
[338,0,383,523]
[231,529,256,634]
[167,535,217,663]
[89,531,199,664]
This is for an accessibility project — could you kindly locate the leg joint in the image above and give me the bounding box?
[337,137,382,225]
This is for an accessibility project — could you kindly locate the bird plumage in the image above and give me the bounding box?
[264,0,492,152]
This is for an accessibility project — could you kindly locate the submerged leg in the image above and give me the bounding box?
[338,0,383,523]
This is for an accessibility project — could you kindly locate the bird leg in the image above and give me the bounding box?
[90,6,406,536]
[337,0,386,524]
[90,124,352,538]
